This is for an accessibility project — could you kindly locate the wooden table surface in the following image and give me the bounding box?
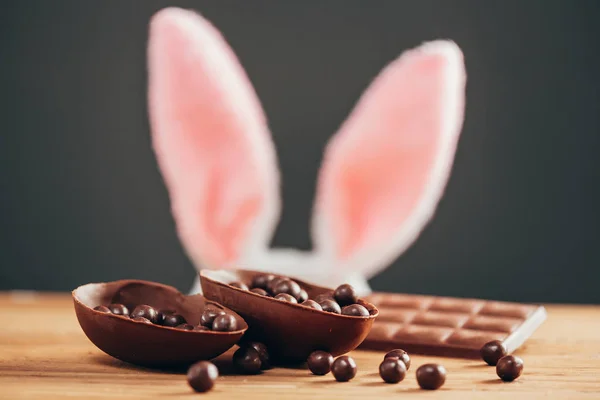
[1,292,599,399]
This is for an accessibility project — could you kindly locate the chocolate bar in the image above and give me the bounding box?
[361,292,546,358]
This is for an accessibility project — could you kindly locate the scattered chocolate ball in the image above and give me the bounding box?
[480,340,508,366]
[416,364,446,390]
[314,293,334,303]
[496,355,523,382]
[246,341,271,369]
[272,279,302,299]
[200,308,226,328]
[130,305,160,324]
[297,289,308,303]
[107,303,129,316]
[131,316,153,324]
[176,323,195,331]
[319,299,341,314]
[384,349,411,370]
[230,281,249,291]
[93,305,111,313]
[162,313,187,327]
[334,284,358,307]
[331,355,357,382]
[212,314,238,332]
[251,274,275,290]
[341,304,369,317]
[187,361,219,393]
[301,300,323,311]
[233,347,262,374]
[307,350,334,375]
[379,357,407,383]
[250,288,269,296]
[275,293,298,303]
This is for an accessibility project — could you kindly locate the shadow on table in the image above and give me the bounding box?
[89,354,186,374]
[89,353,274,377]
[464,363,491,369]
[360,381,386,387]
[479,378,505,385]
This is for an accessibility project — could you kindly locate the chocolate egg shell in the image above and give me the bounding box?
[72,280,247,367]
[200,270,378,363]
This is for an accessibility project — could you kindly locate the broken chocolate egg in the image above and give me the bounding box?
[72,279,247,367]
[200,270,378,363]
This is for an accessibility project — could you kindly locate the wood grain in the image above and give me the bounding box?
[1,292,599,399]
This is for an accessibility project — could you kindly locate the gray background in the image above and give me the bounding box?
[1,1,599,303]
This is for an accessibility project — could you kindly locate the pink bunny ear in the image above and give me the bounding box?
[312,41,466,278]
[148,8,280,269]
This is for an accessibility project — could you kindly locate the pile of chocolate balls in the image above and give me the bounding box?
[93,303,239,332]
[230,276,372,317]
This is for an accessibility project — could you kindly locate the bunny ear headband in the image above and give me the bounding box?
[148,8,466,291]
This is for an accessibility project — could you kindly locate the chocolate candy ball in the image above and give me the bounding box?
[250,288,269,296]
[275,293,298,303]
[212,314,238,332]
[480,340,508,366]
[131,316,153,324]
[301,300,323,311]
[130,305,160,324]
[107,303,129,316]
[307,351,334,375]
[331,355,357,382]
[496,355,523,382]
[272,279,302,299]
[200,308,226,328]
[93,305,111,313]
[341,304,369,317]
[251,274,275,290]
[162,313,187,327]
[157,309,175,324]
[384,349,411,370]
[230,281,249,291]
[319,299,341,314]
[233,347,262,374]
[334,284,358,307]
[187,361,218,393]
[266,277,285,295]
[246,341,271,369]
[379,358,407,383]
[297,289,308,303]
[416,364,446,390]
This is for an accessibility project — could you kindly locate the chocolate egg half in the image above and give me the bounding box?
[72,280,247,367]
[200,270,378,363]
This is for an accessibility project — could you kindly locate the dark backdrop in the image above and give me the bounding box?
[1,1,599,303]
